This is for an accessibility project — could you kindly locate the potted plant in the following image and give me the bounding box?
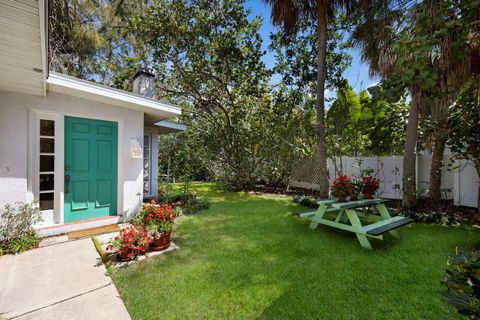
[362,176,380,199]
[331,175,353,202]
[107,226,149,262]
[141,201,175,251]
[350,177,363,201]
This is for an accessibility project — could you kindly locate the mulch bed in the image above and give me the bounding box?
[246,184,480,222]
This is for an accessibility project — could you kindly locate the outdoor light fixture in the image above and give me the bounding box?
[129,138,143,159]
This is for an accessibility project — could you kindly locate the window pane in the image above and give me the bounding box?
[40,119,54,136]
[40,174,54,191]
[40,138,54,153]
[40,155,54,172]
[143,181,150,194]
[144,135,150,147]
[40,192,54,210]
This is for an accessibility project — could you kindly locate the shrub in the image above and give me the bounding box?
[404,210,463,225]
[182,197,210,215]
[292,195,319,209]
[158,193,210,215]
[442,249,480,319]
[0,202,42,255]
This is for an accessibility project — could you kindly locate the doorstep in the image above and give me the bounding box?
[36,215,124,238]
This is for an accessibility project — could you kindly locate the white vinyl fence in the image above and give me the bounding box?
[289,155,479,208]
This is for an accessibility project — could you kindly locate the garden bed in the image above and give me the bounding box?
[93,229,179,268]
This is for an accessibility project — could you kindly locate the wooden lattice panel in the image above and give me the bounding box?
[290,158,320,185]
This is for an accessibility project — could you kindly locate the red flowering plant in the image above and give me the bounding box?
[106,226,149,258]
[362,176,380,198]
[331,175,354,200]
[140,200,175,239]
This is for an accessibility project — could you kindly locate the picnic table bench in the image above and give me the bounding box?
[300,198,413,249]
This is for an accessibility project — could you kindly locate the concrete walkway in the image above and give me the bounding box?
[0,238,131,320]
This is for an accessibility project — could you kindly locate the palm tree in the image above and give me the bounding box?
[419,0,480,204]
[263,0,368,198]
[353,0,479,208]
[352,1,420,208]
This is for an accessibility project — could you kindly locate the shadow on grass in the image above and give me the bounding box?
[112,183,478,320]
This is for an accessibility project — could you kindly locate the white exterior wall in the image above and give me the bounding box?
[0,90,145,225]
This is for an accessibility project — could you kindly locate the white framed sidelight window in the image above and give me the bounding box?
[29,111,63,225]
[38,119,55,211]
[143,134,151,196]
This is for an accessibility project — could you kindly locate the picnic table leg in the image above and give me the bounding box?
[334,211,348,224]
[309,204,327,230]
[377,204,401,239]
[345,209,372,250]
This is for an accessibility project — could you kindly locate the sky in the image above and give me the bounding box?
[244,1,380,98]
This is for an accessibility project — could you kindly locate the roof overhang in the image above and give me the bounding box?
[155,120,187,134]
[0,0,47,96]
[46,72,181,124]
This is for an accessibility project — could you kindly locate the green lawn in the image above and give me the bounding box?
[111,182,479,320]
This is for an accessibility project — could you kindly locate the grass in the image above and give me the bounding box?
[111,182,479,319]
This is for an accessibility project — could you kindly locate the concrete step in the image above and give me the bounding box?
[36,216,124,237]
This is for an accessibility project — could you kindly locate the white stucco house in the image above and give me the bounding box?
[0,0,185,236]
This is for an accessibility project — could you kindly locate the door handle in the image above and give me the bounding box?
[65,175,70,194]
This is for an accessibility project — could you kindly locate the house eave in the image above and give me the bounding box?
[154,120,187,134]
[46,72,182,122]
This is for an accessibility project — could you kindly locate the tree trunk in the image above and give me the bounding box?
[402,87,420,209]
[477,166,480,216]
[316,1,329,198]
[429,97,450,204]
[429,134,447,204]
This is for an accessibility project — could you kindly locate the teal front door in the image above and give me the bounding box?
[64,116,118,222]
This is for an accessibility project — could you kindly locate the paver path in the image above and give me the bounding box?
[0,238,131,320]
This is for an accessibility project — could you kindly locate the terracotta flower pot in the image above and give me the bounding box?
[337,196,348,203]
[150,231,171,251]
[116,249,136,262]
[363,192,374,199]
[350,193,358,201]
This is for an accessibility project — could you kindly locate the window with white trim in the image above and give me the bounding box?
[39,119,55,210]
[143,134,151,196]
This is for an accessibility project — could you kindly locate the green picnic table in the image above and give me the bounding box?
[300,198,414,249]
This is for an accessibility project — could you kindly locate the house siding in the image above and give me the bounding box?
[0,89,146,224]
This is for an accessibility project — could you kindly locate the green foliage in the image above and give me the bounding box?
[144,192,211,216]
[158,129,211,183]
[292,195,319,209]
[269,16,351,96]
[130,0,277,190]
[326,81,408,157]
[92,237,112,269]
[442,249,480,319]
[49,0,150,84]
[161,193,211,216]
[0,202,42,255]
[402,210,464,226]
[449,82,480,173]
[1,234,39,255]
[267,14,354,175]
[0,202,41,241]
